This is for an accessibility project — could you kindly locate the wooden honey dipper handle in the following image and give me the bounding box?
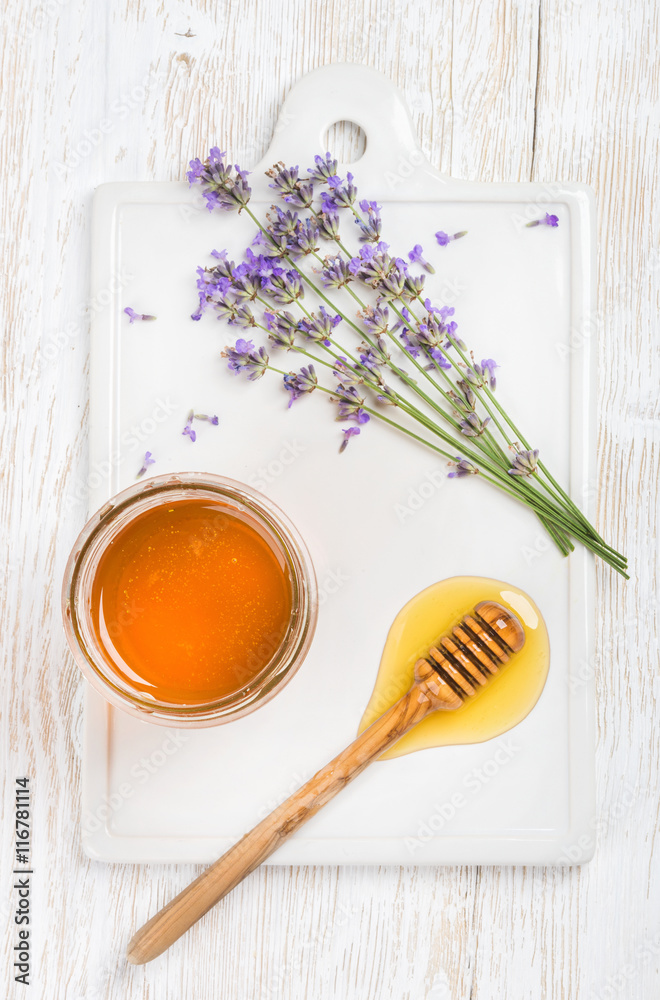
[127,602,524,965]
[126,660,459,965]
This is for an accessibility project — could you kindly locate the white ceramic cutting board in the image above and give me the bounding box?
[83,63,596,865]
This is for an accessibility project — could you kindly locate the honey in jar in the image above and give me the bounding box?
[90,498,293,705]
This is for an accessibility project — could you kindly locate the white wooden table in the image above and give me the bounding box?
[2,1,658,997]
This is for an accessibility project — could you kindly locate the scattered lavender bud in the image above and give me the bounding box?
[136,451,155,478]
[407,244,435,273]
[435,230,467,247]
[124,307,156,323]
[526,213,559,228]
[339,426,361,453]
[182,410,196,442]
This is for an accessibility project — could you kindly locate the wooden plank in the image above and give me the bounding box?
[0,0,657,996]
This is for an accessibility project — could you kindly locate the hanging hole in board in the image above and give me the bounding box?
[322,121,367,164]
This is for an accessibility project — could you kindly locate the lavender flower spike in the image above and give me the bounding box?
[526,213,559,228]
[407,244,435,274]
[222,338,270,380]
[124,307,156,323]
[355,199,382,243]
[447,456,479,479]
[508,448,540,476]
[321,255,353,289]
[435,230,468,247]
[459,412,491,437]
[308,152,339,182]
[187,147,251,213]
[480,358,498,390]
[298,306,342,346]
[137,451,155,477]
[265,310,298,349]
[327,172,357,209]
[283,365,318,407]
[333,384,371,425]
[266,161,301,195]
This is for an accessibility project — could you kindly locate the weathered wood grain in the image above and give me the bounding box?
[1,0,658,998]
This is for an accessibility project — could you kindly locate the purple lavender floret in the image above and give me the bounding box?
[124,307,156,323]
[407,244,436,274]
[326,172,357,209]
[194,413,219,425]
[290,217,320,257]
[332,358,364,387]
[398,323,421,358]
[435,230,467,247]
[508,448,539,476]
[355,199,382,243]
[526,213,559,228]
[283,364,318,407]
[416,322,451,369]
[321,255,353,289]
[265,310,298,349]
[360,304,390,336]
[349,243,394,287]
[447,457,479,479]
[267,205,299,237]
[454,382,477,412]
[402,272,426,301]
[222,338,269,380]
[298,306,342,346]
[192,255,236,320]
[339,426,361,453]
[284,182,315,210]
[136,451,155,477]
[377,263,408,302]
[229,304,257,328]
[459,412,491,437]
[462,358,499,391]
[266,162,301,196]
[308,152,339,182]
[333,384,370,425]
[187,148,251,213]
[358,337,390,377]
[182,410,197,442]
[318,206,341,242]
[261,268,304,305]
[480,358,498,390]
[231,262,262,302]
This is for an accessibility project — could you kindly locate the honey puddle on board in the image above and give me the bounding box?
[358,576,550,760]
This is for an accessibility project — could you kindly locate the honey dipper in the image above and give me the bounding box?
[127,601,525,964]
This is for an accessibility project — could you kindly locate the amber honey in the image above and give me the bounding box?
[359,576,550,758]
[90,498,293,705]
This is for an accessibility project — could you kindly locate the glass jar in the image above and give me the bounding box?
[62,473,318,727]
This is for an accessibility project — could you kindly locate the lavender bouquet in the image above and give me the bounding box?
[186,148,627,577]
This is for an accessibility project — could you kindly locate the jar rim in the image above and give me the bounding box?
[62,473,318,727]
